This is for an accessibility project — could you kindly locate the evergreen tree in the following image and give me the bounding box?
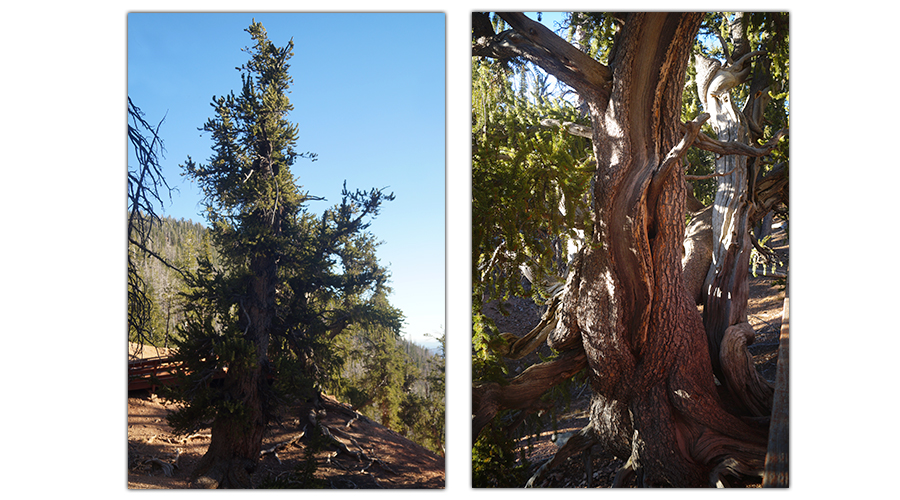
[345,321,406,428]
[165,21,397,488]
[418,330,446,454]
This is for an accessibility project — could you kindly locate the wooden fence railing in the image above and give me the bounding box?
[128,356,182,392]
[763,284,789,487]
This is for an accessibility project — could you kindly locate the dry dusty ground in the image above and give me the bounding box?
[483,222,789,488]
[127,361,444,489]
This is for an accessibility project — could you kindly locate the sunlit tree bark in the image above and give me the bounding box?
[472,12,788,487]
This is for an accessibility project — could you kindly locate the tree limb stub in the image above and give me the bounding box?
[495,292,567,359]
[539,118,594,139]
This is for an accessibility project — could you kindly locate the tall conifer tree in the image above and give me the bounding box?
[166,21,397,488]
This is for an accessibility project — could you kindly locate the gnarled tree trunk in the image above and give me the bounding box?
[189,365,268,488]
[474,12,779,487]
[693,12,790,420]
[569,13,767,486]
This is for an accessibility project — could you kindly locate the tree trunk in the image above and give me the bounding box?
[694,16,775,418]
[472,12,780,486]
[551,13,768,486]
[190,159,281,490]
[189,256,275,488]
[189,367,267,488]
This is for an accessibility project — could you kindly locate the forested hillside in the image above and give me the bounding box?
[128,215,216,349]
[128,214,445,455]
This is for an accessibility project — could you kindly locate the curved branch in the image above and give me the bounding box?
[693,128,788,158]
[474,12,612,98]
[472,348,587,444]
[495,292,562,360]
[647,113,710,211]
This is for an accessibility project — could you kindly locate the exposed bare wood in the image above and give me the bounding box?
[495,293,561,359]
[260,430,305,458]
[180,432,212,443]
[539,118,594,139]
[320,424,362,461]
[684,166,738,180]
[143,457,176,477]
[474,12,612,98]
[525,425,598,487]
[693,127,787,157]
[763,289,789,487]
[719,322,774,417]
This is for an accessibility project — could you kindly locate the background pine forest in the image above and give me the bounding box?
[128,215,446,455]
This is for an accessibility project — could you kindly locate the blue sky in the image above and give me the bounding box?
[128,13,445,349]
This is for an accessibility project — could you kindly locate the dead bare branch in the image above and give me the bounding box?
[179,432,212,443]
[474,12,611,98]
[472,348,587,444]
[495,292,561,359]
[685,166,738,180]
[260,430,305,459]
[539,118,594,139]
[692,128,788,158]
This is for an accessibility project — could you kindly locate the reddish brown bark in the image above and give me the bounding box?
[474,12,774,487]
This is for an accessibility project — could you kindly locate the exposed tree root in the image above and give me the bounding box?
[131,450,183,478]
[526,424,599,487]
[260,428,305,464]
[179,432,212,443]
[720,322,774,417]
[310,407,401,479]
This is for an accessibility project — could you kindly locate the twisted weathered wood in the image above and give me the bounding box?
[473,12,783,486]
[763,289,789,487]
[472,348,587,444]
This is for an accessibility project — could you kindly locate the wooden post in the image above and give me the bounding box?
[763,283,789,487]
